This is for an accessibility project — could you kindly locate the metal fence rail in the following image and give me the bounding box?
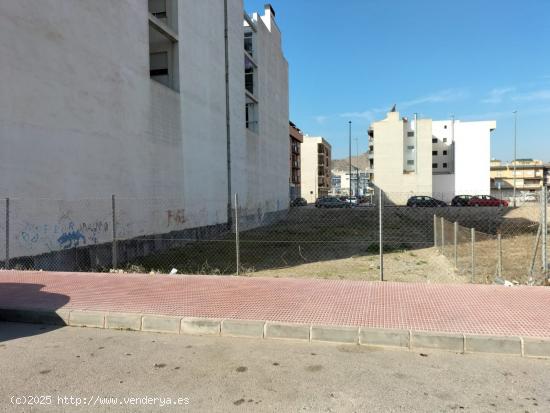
[1,189,548,285]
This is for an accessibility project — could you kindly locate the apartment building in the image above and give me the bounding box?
[289,121,303,200]
[301,137,332,203]
[368,109,496,203]
[491,159,549,197]
[0,1,289,263]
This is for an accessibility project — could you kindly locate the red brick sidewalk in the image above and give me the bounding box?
[1,271,549,338]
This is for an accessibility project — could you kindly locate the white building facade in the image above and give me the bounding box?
[0,1,289,265]
[369,110,495,203]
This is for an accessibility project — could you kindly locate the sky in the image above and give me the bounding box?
[244,0,550,161]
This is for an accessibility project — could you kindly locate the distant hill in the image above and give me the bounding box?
[332,152,370,171]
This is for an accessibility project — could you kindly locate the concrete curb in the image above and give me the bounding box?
[1,308,549,359]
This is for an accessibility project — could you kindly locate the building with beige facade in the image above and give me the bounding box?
[491,159,549,198]
[300,136,332,203]
[368,109,496,204]
[289,121,303,200]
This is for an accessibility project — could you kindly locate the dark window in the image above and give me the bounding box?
[432,163,438,168]
[443,163,448,168]
[444,125,447,129]
[432,138,437,143]
[432,151,438,156]
[443,138,447,143]
[407,145,414,150]
[407,131,414,137]
[443,150,447,155]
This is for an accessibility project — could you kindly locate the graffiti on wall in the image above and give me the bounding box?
[166,209,185,227]
[18,213,110,252]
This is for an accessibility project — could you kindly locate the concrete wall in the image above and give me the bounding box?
[237,8,289,217]
[454,121,495,196]
[431,120,496,198]
[0,0,289,261]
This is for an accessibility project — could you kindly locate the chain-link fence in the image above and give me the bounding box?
[1,189,548,285]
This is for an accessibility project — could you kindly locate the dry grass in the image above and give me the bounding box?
[133,205,545,284]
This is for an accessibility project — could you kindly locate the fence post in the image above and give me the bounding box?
[111,194,117,270]
[379,188,384,281]
[5,198,9,270]
[542,186,547,278]
[234,193,240,276]
[441,217,445,253]
[497,233,502,278]
[471,228,475,283]
[433,214,437,248]
[454,221,458,269]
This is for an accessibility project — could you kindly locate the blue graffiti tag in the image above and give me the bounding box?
[57,230,86,249]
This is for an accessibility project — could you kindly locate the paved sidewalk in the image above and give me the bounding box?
[1,271,549,338]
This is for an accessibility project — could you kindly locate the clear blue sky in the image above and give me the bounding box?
[244,0,550,161]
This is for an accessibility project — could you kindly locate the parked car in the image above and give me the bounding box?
[468,195,508,207]
[315,196,352,208]
[406,196,447,207]
[521,193,537,202]
[341,196,358,205]
[290,197,307,207]
[451,195,473,206]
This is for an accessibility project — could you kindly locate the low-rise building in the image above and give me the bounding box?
[289,121,303,200]
[330,169,370,197]
[368,108,496,203]
[490,159,549,197]
[300,137,332,203]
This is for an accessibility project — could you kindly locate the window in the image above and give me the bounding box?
[407,160,415,166]
[432,163,438,168]
[407,145,415,150]
[443,138,447,143]
[407,131,414,137]
[432,138,438,143]
[149,1,179,91]
[443,150,448,155]
[149,0,167,20]
[432,151,438,156]
[444,125,447,129]
[443,163,448,168]
[149,52,169,86]
[244,31,254,56]
[245,56,255,95]
[245,100,258,133]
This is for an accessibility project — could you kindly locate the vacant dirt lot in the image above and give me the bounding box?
[133,207,508,283]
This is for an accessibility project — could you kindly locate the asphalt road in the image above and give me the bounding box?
[1,322,549,412]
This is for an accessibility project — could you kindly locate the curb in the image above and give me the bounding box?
[1,308,549,359]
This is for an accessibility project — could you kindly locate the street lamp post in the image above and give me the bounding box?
[348,121,352,201]
[513,110,518,207]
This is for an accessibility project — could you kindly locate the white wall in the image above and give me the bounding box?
[432,120,495,197]
[454,121,495,195]
[0,0,289,259]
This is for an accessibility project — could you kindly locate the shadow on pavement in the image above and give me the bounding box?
[0,283,70,343]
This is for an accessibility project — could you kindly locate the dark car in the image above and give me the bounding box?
[406,196,447,207]
[315,196,352,208]
[468,195,508,208]
[290,197,307,207]
[451,195,473,206]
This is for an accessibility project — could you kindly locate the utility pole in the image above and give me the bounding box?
[348,121,352,200]
[513,110,518,207]
[355,135,360,196]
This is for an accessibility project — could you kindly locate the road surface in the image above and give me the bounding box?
[1,322,549,412]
